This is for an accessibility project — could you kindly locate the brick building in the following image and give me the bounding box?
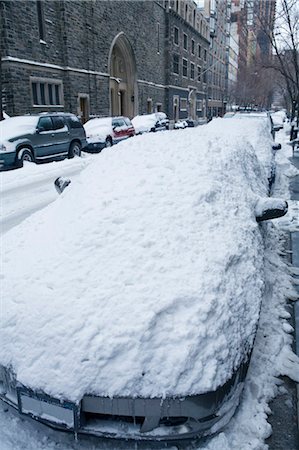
[0,0,209,122]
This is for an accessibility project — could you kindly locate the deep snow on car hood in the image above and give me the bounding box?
[1,118,274,402]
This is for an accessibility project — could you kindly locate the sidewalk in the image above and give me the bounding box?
[289,154,299,435]
[266,151,299,450]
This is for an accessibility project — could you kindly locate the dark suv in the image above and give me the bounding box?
[0,113,87,170]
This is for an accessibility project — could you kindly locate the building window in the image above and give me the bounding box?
[204,48,207,61]
[156,103,162,112]
[147,98,153,114]
[183,33,188,50]
[173,54,179,74]
[197,66,201,82]
[174,26,179,45]
[191,39,195,54]
[196,100,202,111]
[31,78,63,106]
[190,62,195,80]
[182,58,188,77]
[36,0,45,41]
[198,44,201,58]
[203,71,207,84]
[180,98,187,111]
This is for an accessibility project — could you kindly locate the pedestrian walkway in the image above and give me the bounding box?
[267,153,299,450]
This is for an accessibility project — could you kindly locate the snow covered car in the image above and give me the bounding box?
[271,110,287,131]
[0,118,287,442]
[0,113,86,170]
[132,112,169,134]
[174,120,188,129]
[83,116,135,152]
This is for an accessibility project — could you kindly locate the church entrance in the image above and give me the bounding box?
[109,33,137,118]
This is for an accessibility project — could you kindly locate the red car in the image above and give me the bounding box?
[84,116,135,152]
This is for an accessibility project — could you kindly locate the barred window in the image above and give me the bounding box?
[180,98,187,111]
[173,54,179,74]
[31,78,63,106]
[196,100,202,111]
[36,0,45,41]
[182,58,188,77]
[191,39,195,54]
[198,44,201,58]
[183,33,188,50]
[190,62,195,80]
[197,66,201,82]
[174,27,179,45]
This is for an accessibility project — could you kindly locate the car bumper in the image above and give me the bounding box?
[84,142,106,153]
[0,151,17,170]
[0,358,249,442]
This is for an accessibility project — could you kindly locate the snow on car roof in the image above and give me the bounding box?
[0,116,39,141]
[84,118,113,142]
[1,118,274,402]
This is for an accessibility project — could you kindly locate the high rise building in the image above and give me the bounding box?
[200,0,230,117]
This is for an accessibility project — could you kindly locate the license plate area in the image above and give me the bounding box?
[17,387,79,430]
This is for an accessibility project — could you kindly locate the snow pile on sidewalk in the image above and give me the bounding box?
[1,118,272,402]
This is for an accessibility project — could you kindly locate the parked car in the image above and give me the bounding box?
[0,113,86,170]
[0,118,287,442]
[174,120,188,129]
[271,110,287,131]
[83,116,135,152]
[132,112,169,134]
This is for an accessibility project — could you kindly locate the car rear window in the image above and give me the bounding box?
[52,116,65,130]
[38,116,53,131]
[66,116,83,129]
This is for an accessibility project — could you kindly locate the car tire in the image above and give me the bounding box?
[68,141,82,159]
[105,137,112,148]
[18,148,34,167]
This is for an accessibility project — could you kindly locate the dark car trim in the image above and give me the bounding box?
[0,355,250,442]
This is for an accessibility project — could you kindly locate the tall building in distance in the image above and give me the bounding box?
[199,0,230,117]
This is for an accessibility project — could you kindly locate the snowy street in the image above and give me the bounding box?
[1,157,89,235]
[1,123,299,450]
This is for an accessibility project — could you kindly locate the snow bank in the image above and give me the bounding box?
[1,119,274,402]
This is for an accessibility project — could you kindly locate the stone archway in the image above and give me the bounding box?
[108,33,137,118]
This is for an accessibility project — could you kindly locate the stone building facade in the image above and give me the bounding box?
[1,0,210,122]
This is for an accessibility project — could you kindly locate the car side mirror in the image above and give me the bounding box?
[255,198,288,222]
[273,125,282,132]
[54,177,71,194]
[272,143,281,151]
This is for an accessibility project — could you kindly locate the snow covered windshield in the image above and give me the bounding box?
[0,116,39,141]
[1,118,274,402]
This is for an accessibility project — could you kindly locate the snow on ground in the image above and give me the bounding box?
[0,121,299,450]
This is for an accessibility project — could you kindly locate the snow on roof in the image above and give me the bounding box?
[0,116,38,141]
[1,118,274,402]
[132,114,157,133]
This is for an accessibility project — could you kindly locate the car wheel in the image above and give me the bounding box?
[18,148,34,167]
[68,141,82,159]
[105,137,112,148]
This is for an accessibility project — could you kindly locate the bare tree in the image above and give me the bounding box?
[259,0,299,124]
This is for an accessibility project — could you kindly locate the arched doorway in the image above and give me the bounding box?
[109,33,137,118]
